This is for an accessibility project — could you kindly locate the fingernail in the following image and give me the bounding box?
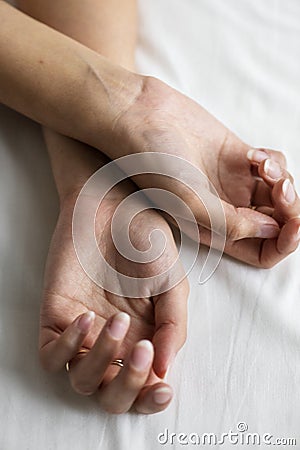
[247,149,268,163]
[130,340,153,371]
[108,312,130,339]
[153,387,172,405]
[264,159,281,179]
[282,179,296,204]
[76,311,95,333]
[256,224,279,239]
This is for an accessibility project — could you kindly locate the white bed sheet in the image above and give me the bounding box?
[1,0,300,449]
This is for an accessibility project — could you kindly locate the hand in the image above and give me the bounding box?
[39,179,189,415]
[219,149,300,267]
[109,76,300,267]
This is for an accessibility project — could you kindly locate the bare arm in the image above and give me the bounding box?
[2,1,299,267]
[0,1,141,150]
[15,0,137,201]
[12,0,185,414]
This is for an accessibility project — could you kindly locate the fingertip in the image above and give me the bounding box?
[281,179,296,204]
[255,223,280,239]
[153,360,167,379]
[152,385,173,406]
[129,340,154,372]
[153,341,176,379]
[247,148,268,163]
[75,310,96,334]
[227,207,280,240]
[162,354,175,380]
[106,311,130,340]
[260,158,282,183]
[39,312,96,373]
[134,382,173,414]
[277,219,300,254]
[271,178,300,224]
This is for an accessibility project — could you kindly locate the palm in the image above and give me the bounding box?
[40,192,184,381]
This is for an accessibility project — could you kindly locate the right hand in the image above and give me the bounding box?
[107,76,300,267]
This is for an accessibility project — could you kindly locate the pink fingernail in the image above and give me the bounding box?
[130,340,153,371]
[76,311,95,333]
[256,224,279,239]
[264,159,281,179]
[153,387,172,405]
[282,179,296,204]
[108,312,130,339]
[247,149,268,163]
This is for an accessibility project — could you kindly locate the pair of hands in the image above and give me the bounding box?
[40,77,300,414]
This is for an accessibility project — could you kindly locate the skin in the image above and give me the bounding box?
[0,1,142,146]
[13,0,189,414]
[0,1,298,253]
[0,0,299,413]
[39,144,188,414]
[1,1,299,261]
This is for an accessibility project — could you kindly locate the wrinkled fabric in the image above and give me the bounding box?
[0,0,299,448]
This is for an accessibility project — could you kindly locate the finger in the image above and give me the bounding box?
[69,312,130,396]
[259,218,300,268]
[97,340,154,414]
[169,214,278,259]
[222,202,279,241]
[151,280,189,379]
[247,148,287,177]
[39,311,95,372]
[172,196,280,241]
[134,382,173,414]
[257,158,294,188]
[271,178,300,224]
[251,179,273,207]
[191,221,300,268]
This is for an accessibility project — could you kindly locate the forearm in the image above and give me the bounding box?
[16,0,137,70]
[0,1,141,149]
[14,0,137,202]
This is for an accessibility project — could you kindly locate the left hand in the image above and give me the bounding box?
[39,179,189,415]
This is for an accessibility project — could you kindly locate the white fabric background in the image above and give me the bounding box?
[1,0,300,449]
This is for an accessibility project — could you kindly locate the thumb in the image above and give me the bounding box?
[151,279,189,379]
[222,203,279,241]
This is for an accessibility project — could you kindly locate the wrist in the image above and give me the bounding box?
[81,60,144,151]
[44,129,138,211]
[44,130,109,207]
